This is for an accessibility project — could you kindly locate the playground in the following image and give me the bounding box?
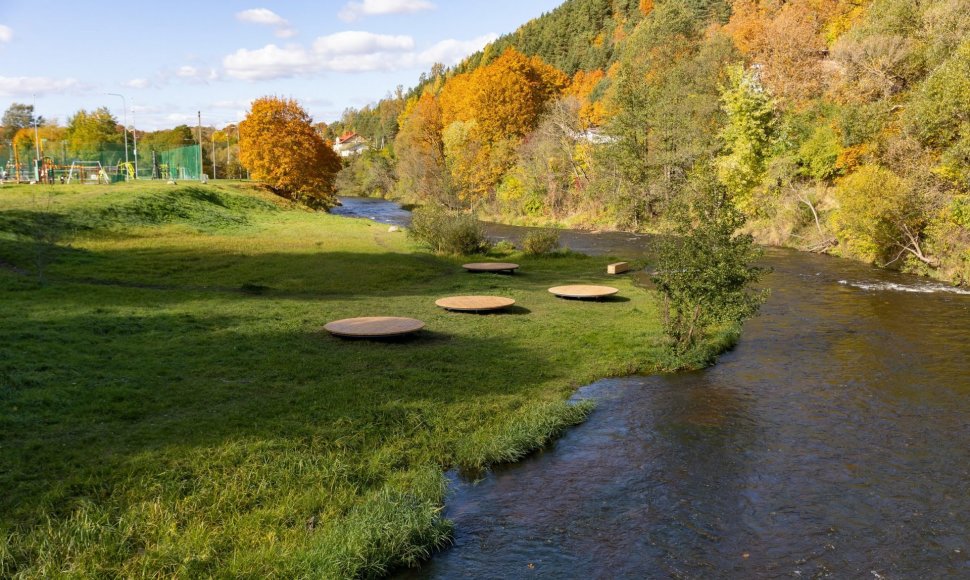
[1,141,202,184]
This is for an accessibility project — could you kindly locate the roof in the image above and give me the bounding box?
[336,131,359,145]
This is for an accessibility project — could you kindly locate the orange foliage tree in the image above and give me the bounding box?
[438,48,568,202]
[441,48,568,144]
[394,91,449,203]
[724,0,859,103]
[239,96,341,209]
[565,69,607,128]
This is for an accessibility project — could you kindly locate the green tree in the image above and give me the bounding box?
[833,164,936,267]
[66,107,122,159]
[652,167,768,357]
[716,64,777,215]
[2,102,44,141]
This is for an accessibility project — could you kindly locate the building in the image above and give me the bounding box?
[333,131,368,157]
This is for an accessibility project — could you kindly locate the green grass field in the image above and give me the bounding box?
[0,181,666,577]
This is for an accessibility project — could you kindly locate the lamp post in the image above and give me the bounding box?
[107,93,130,180]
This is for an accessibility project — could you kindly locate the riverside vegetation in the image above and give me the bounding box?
[329,0,970,286]
[0,181,742,577]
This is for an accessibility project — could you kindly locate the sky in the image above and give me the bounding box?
[0,1,564,131]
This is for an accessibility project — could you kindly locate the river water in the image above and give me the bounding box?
[334,197,970,579]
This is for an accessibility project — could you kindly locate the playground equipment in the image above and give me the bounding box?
[66,161,109,184]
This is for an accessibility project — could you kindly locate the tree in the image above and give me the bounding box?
[239,97,342,209]
[652,167,768,356]
[66,107,121,159]
[394,91,451,204]
[833,164,937,267]
[2,103,44,141]
[437,49,568,203]
[716,64,777,215]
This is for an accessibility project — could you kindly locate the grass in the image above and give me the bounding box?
[0,180,668,577]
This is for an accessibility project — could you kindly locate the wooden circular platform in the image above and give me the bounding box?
[462,262,519,273]
[324,317,425,338]
[548,285,619,299]
[435,296,516,312]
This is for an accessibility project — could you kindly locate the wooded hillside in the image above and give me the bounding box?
[334,0,970,285]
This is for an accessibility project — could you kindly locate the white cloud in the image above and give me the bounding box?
[0,76,79,97]
[166,113,198,124]
[419,34,497,66]
[124,78,151,89]
[339,0,434,21]
[175,65,219,82]
[223,30,489,80]
[0,25,12,44]
[223,44,316,80]
[313,31,413,54]
[236,8,296,39]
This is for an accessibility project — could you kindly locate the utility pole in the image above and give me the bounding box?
[211,131,217,179]
[197,111,204,181]
[32,94,40,181]
[226,127,231,179]
[131,101,138,179]
[107,93,129,180]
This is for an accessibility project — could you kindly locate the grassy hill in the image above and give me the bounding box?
[0,181,675,576]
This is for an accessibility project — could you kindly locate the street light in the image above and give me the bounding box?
[107,93,129,180]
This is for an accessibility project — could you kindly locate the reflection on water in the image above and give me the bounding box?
[335,198,970,578]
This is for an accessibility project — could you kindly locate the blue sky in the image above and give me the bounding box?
[0,1,564,130]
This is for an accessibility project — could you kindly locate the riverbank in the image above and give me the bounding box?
[1,182,675,577]
[460,203,970,288]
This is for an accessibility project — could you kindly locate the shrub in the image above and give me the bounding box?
[407,205,491,255]
[521,229,561,255]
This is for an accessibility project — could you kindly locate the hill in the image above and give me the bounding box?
[334,0,970,286]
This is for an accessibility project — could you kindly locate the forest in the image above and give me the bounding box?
[331,0,970,285]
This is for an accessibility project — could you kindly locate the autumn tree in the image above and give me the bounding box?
[394,91,451,204]
[438,48,568,202]
[239,97,342,209]
[565,69,608,128]
[833,164,936,267]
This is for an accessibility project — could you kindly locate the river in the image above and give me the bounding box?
[333,197,970,578]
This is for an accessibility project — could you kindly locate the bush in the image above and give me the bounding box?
[407,205,491,255]
[521,229,561,255]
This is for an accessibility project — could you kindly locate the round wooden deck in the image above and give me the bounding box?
[324,317,425,338]
[548,285,619,299]
[462,262,519,273]
[435,296,516,312]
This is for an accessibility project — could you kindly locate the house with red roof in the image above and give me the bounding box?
[333,131,368,157]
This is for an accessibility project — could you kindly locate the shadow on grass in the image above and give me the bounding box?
[551,295,632,303]
[0,240,608,303]
[0,300,554,525]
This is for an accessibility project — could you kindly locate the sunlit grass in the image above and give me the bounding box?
[1,181,664,577]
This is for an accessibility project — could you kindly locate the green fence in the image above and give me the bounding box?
[1,142,202,183]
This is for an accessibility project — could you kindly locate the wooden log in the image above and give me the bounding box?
[607,262,630,275]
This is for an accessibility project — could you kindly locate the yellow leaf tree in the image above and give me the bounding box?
[239,97,342,209]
